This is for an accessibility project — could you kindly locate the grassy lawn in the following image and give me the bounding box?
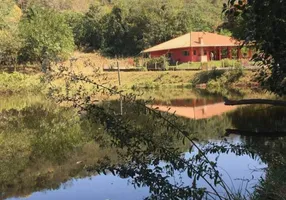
[102,71,198,89]
[175,59,243,70]
[174,62,202,70]
[0,52,256,96]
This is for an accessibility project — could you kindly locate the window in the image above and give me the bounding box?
[167,53,172,58]
[204,50,207,55]
[193,50,197,55]
[182,51,190,56]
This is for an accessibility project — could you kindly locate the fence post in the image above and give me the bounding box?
[117,61,121,85]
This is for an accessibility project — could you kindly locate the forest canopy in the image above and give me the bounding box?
[0,0,226,64]
[222,0,286,95]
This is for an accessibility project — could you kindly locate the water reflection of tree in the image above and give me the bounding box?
[4,64,284,199]
[0,95,236,200]
[237,136,286,200]
[0,102,121,200]
[227,105,286,200]
[83,100,238,199]
[228,105,286,132]
[42,66,264,199]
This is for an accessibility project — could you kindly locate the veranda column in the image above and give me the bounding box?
[189,47,193,62]
[218,47,222,60]
[227,47,232,59]
[237,47,242,59]
[200,47,204,62]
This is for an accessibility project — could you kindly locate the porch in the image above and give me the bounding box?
[193,46,253,62]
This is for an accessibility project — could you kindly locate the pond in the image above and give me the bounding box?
[1,88,285,200]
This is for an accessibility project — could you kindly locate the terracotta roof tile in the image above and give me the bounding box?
[142,32,241,53]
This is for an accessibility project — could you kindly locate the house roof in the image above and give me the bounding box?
[142,32,241,53]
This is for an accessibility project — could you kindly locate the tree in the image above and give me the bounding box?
[82,3,108,50]
[19,7,74,70]
[100,6,129,56]
[223,0,286,95]
[0,0,22,68]
[62,11,86,48]
[97,0,193,56]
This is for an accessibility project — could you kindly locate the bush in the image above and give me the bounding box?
[221,59,243,68]
[144,56,169,71]
[19,7,74,66]
[0,1,22,67]
[183,60,243,71]
[207,66,244,90]
[62,11,86,48]
[137,66,148,71]
[0,72,43,94]
[208,61,222,68]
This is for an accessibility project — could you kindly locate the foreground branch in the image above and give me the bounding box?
[223,97,286,106]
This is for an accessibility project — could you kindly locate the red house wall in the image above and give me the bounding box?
[172,48,192,63]
[150,50,169,58]
[149,46,246,62]
[150,48,192,63]
[150,47,216,63]
[191,47,200,62]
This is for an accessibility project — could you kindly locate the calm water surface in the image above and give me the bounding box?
[1,89,285,200]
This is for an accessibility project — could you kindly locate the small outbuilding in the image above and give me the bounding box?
[142,32,252,63]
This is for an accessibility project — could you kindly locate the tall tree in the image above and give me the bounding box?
[19,7,74,69]
[223,0,286,95]
[0,0,22,68]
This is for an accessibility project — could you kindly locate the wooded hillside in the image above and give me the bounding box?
[0,0,227,66]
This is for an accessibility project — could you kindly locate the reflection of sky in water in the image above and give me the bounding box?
[4,92,276,200]
[9,137,266,200]
[199,136,266,195]
[9,175,149,200]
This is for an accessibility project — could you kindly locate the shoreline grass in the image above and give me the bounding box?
[0,66,260,97]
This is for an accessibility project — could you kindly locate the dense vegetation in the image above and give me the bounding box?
[0,91,231,199]
[223,0,286,95]
[1,85,284,199]
[0,0,226,67]
[19,7,75,65]
[1,1,286,199]
[1,0,285,95]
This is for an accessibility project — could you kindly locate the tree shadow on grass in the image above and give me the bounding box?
[191,70,225,85]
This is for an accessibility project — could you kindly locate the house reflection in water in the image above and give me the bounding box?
[151,98,237,120]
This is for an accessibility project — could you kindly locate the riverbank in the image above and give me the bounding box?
[0,72,43,95]
[1,85,284,200]
[103,69,259,91]
[0,69,260,96]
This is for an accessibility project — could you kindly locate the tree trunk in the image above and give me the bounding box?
[224,97,286,106]
[226,129,286,137]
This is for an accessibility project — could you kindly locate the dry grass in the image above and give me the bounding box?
[100,71,197,89]
[70,51,136,70]
[57,53,198,89]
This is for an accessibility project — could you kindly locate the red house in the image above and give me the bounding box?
[142,32,252,63]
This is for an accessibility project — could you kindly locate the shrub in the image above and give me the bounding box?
[19,7,74,66]
[0,72,42,94]
[221,59,243,68]
[0,1,22,68]
[137,66,148,71]
[62,11,86,48]
[144,56,169,71]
